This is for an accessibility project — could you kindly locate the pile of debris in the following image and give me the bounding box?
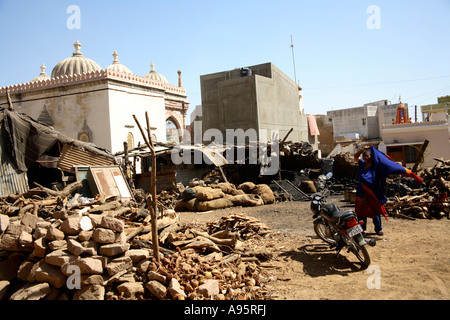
[385,158,450,220]
[0,182,275,300]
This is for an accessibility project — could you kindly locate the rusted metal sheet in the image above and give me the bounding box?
[0,127,29,196]
[57,144,115,172]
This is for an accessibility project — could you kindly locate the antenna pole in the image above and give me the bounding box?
[290,35,297,85]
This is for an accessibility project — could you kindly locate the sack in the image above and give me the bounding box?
[196,198,234,211]
[228,194,264,207]
[238,182,256,193]
[252,184,275,204]
[174,198,198,212]
[191,186,224,201]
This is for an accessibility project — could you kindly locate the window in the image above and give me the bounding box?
[405,146,417,163]
[127,132,134,149]
[166,118,180,143]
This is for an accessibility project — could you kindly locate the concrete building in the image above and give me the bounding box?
[421,95,450,122]
[0,41,189,155]
[327,99,404,141]
[200,63,308,144]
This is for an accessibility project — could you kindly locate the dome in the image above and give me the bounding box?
[31,63,50,82]
[143,62,169,84]
[106,50,133,74]
[51,40,102,78]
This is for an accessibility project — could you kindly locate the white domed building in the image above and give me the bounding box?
[0,41,189,155]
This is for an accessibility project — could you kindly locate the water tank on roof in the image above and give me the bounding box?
[240,67,252,76]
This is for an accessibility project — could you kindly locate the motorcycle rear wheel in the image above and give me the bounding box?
[348,240,371,267]
[313,219,336,245]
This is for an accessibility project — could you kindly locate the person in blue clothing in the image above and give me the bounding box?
[353,145,423,236]
[354,145,384,235]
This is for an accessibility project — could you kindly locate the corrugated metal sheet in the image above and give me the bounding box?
[57,144,115,172]
[0,127,29,196]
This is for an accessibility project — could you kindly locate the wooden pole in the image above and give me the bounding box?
[132,113,160,263]
[412,139,429,173]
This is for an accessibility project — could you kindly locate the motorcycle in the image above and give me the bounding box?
[310,190,376,267]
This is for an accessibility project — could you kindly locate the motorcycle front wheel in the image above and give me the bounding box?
[313,219,336,245]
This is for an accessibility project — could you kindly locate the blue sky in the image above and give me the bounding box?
[0,0,449,118]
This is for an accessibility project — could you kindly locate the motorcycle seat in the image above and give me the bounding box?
[322,204,356,224]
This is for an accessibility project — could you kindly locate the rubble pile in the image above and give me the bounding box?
[0,182,275,300]
[385,159,450,220]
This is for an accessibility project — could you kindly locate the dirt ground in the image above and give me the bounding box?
[178,194,450,300]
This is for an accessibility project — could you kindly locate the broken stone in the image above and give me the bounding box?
[61,257,103,276]
[33,227,48,239]
[60,216,82,235]
[34,262,67,289]
[147,271,167,284]
[125,249,150,263]
[9,283,51,300]
[66,238,85,256]
[17,261,35,281]
[48,239,67,251]
[0,280,10,300]
[5,223,33,236]
[146,280,167,300]
[0,214,9,234]
[101,216,124,233]
[98,243,130,257]
[73,285,105,300]
[20,212,43,229]
[78,230,93,241]
[117,282,145,299]
[168,278,186,299]
[18,230,33,246]
[33,237,49,258]
[92,228,116,244]
[106,256,133,276]
[46,225,65,241]
[198,279,219,298]
[0,233,20,251]
[44,249,77,267]
[80,274,105,287]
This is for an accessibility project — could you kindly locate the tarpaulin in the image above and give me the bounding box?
[355,146,423,219]
[1,108,57,172]
[307,114,320,136]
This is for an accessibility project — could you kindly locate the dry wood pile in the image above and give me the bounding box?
[0,181,275,300]
[385,159,450,220]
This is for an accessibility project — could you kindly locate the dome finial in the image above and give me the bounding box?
[73,40,83,56]
[40,63,47,74]
[150,61,155,71]
[112,50,119,63]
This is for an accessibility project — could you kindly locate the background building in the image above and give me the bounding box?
[0,41,189,155]
[200,63,308,144]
